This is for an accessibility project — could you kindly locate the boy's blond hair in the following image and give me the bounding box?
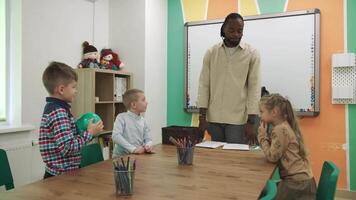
[123,89,144,109]
[42,62,77,95]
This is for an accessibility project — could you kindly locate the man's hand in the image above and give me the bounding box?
[245,115,257,145]
[198,108,208,135]
[245,123,257,145]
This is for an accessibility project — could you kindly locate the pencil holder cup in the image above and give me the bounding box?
[114,170,135,196]
[176,147,194,165]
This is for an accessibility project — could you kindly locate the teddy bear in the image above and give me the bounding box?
[78,41,100,68]
[100,48,124,70]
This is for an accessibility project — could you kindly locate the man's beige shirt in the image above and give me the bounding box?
[197,42,261,125]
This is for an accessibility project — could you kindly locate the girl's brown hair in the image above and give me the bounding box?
[260,94,307,158]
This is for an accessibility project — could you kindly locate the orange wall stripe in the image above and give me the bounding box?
[207,0,238,20]
[288,0,346,188]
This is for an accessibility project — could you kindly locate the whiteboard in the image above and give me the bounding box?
[185,9,320,116]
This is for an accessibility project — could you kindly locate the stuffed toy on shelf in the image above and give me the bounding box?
[100,48,125,70]
[78,41,100,68]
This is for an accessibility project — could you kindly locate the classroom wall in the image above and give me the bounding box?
[1,0,167,187]
[167,0,192,126]
[347,0,356,190]
[109,0,146,90]
[167,0,352,189]
[144,0,167,144]
[287,0,346,189]
[0,0,110,187]
[22,0,110,126]
[109,0,167,144]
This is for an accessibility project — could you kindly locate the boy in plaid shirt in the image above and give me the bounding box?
[39,62,103,179]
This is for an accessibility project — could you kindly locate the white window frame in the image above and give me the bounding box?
[0,0,34,133]
[0,0,6,123]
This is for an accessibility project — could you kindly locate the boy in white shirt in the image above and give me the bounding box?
[112,89,153,156]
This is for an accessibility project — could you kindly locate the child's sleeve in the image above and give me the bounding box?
[52,108,93,156]
[143,120,153,146]
[258,126,288,163]
[112,115,137,153]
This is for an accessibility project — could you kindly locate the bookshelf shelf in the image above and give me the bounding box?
[97,130,113,136]
[95,101,116,104]
[71,68,132,158]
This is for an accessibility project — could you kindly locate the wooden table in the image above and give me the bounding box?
[1,145,275,200]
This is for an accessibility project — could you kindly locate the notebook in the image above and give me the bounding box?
[222,143,250,151]
[195,141,227,149]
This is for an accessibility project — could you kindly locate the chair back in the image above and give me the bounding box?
[0,149,14,190]
[271,166,280,182]
[80,143,104,167]
[316,161,340,200]
[260,180,278,200]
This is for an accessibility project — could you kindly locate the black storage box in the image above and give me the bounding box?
[162,126,203,145]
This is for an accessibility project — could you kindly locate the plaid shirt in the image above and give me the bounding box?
[39,97,92,175]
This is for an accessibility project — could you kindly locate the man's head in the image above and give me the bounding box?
[220,13,244,47]
[123,89,147,113]
[42,62,78,101]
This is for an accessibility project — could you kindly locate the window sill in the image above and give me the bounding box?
[0,124,35,134]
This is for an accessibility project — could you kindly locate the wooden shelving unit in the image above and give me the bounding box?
[71,68,132,158]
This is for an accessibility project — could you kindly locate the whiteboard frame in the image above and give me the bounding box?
[184,9,320,117]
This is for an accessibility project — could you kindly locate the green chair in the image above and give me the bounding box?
[259,180,278,200]
[316,161,340,200]
[80,143,104,168]
[0,149,14,190]
[271,166,280,182]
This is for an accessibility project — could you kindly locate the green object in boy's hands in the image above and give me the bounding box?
[76,112,101,133]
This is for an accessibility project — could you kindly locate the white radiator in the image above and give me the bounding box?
[0,141,44,187]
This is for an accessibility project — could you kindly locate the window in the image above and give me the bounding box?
[0,0,27,131]
[0,0,6,122]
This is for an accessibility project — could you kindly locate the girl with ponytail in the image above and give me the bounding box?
[258,94,316,200]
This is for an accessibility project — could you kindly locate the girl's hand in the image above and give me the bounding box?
[258,121,267,137]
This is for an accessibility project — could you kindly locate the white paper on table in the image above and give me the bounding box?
[195,141,227,148]
[222,143,250,151]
